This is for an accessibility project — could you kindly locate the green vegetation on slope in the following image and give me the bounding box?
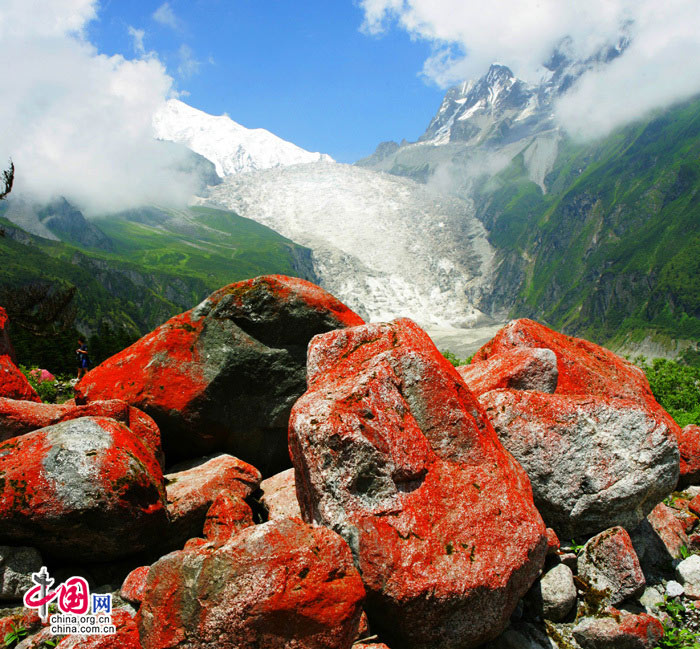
[476,96,700,349]
[636,357,700,428]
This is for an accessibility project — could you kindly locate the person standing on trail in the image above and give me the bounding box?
[76,338,90,379]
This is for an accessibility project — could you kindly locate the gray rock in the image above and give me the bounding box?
[480,390,679,538]
[0,546,42,602]
[577,527,646,607]
[676,555,700,599]
[260,468,302,520]
[527,564,577,621]
[638,586,664,614]
[666,580,685,598]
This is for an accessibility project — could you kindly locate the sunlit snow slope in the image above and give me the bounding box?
[153,99,333,177]
[204,161,495,327]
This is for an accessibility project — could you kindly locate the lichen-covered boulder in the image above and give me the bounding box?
[457,347,558,397]
[0,417,168,561]
[137,517,366,649]
[75,275,364,473]
[0,397,163,465]
[480,390,678,537]
[201,491,254,546]
[290,318,548,649]
[165,454,260,544]
[473,319,655,402]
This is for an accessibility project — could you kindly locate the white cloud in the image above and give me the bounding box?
[152,2,179,30]
[0,0,198,214]
[127,26,145,55]
[360,0,700,139]
[177,44,200,79]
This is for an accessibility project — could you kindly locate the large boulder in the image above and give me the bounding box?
[137,517,366,649]
[290,318,548,649]
[0,397,163,464]
[0,417,169,561]
[457,347,558,397]
[473,319,656,403]
[480,390,678,537]
[75,275,364,473]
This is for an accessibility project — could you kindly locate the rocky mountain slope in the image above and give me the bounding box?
[473,95,700,353]
[204,161,495,329]
[153,99,333,177]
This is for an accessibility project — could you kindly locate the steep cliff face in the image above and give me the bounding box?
[474,96,700,348]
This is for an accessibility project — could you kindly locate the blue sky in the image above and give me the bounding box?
[88,1,446,163]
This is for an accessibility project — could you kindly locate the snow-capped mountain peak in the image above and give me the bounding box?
[153,99,333,177]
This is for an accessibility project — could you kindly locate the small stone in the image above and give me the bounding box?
[666,580,685,598]
[121,566,150,606]
[638,586,664,614]
[527,563,577,621]
[676,554,700,599]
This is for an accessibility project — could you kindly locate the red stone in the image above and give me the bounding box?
[57,608,141,648]
[473,319,654,401]
[202,491,254,545]
[0,307,16,362]
[0,397,163,465]
[457,347,558,396]
[0,357,40,402]
[647,503,689,559]
[137,517,366,649]
[75,275,364,472]
[0,416,168,561]
[165,454,260,545]
[121,566,151,606]
[689,494,700,518]
[0,610,41,642]
[290,318,547,649]
[546,528,560,554]
[678,425,700,487]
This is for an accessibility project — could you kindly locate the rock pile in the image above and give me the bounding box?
[0,282,694,649]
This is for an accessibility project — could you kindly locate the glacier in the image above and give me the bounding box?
[203,161,496,331]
